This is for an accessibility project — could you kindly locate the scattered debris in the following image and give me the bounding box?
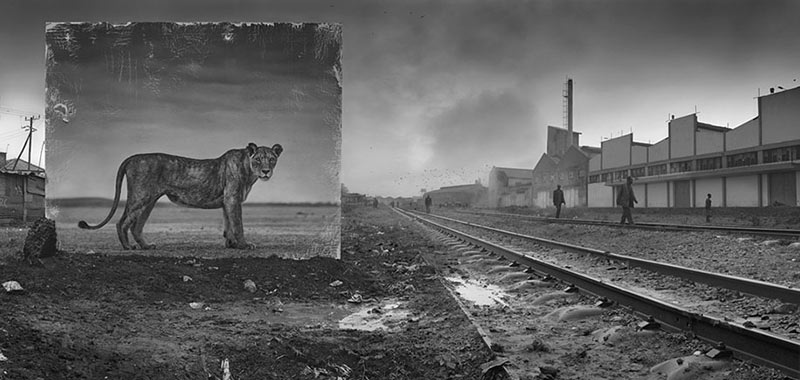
[20,217,58,264]
[182,275,193,282]
[221,358,231,380]
[347,293,363,304]
[0,351,7,362]
[189,302,205,309]
[329,280,343,287]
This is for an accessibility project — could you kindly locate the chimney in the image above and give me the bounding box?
[567,78,573,147]
[0,152,6,169]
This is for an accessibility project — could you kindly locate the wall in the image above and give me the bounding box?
[694,177,723,208]
[587,182,612,207]
[726,175,759,207]
[631,145,648,165]
[647,182,668,207]
[589,154,602,171]
[632,184,646,206]
[648,138,669,162]
[696,128,724,155]
[535,190,549,209]
[761,174,769,207]
[669,115,695,159]
[725,118,759,151]
[761,87,800,145]
[601,134,632,169]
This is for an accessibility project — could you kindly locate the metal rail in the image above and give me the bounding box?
[397,208,800,379]
[452,209,800,238]
[416,211,800,304]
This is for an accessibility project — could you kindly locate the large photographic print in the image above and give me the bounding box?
[44,22,342,258]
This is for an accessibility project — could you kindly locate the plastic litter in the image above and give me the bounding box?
[329,280,343,287]
[189,302,205,309]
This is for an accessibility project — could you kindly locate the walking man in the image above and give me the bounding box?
[553,185,566,218]
[617,176,638,224]
[425,195,432,213]
[705,193,712,223]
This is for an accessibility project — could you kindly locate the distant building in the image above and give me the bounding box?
[531,126,600,208]
[424,181,487,208]
[587,85,800,208]
[341,192,367,205]
[0,152,46,224]
[488,167,533,207]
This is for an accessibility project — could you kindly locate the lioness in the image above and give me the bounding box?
[78,142,283,250]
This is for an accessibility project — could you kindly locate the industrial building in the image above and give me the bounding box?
[587,85,800,208]
[0,151,46,224]
[423,181,487,208]
[487,167,533,207]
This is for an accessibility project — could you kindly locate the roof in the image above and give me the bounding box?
[492,166,533,179]
[439,183,486,191]
[580,146,602,154]
[532,153,558,173]
[696,123,729,132]
[3,159,44,173]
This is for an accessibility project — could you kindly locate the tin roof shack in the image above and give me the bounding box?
[0,152,46,225]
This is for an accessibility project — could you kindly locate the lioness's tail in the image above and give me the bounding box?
[78,157,129,230]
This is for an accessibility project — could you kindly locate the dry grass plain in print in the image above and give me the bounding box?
[51,204,340,259]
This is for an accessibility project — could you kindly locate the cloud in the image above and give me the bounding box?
[425,88,543,170]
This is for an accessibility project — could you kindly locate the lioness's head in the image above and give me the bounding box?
[247,142,283,181]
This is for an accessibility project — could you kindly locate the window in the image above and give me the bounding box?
[696,157,721,171]
[569,171,574,179]
[647,164,667,176]
[601,173,609,182]
[589,174,600,184]
[763,146,799,164]
[630,167,645,178]
[726,152,757,168]
[613,170,628,182]
[670,160,692,173]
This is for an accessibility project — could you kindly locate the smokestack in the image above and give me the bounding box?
[567,78,573,146]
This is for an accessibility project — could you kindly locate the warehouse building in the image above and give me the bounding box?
[0,152,46,224]
[587,85,800,208]
[423,181,487,208]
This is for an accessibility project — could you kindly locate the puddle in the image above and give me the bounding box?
[446,277,510,307]
[338,300,410,331]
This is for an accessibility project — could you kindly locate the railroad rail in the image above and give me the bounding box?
[396,208,800,379]
[447,208,800,238]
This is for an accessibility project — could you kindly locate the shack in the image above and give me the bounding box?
[0,152,46,224]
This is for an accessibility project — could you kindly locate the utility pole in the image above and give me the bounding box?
[12,115,40,171]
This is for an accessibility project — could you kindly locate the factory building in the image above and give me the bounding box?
[587,85,800,208]
[531,126,600,208]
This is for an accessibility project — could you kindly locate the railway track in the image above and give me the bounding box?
[396,208,800,379]
[448,208,800,238]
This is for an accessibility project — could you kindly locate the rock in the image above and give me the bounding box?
[329,280,343,287]
[761,240,781,246]
[736,237,753,243]
[243,279,257,293]
[189,302,205,309]
[770,303,798,314]
[20,217,58,263]
[2,281,24,293]
[789,242,800,249]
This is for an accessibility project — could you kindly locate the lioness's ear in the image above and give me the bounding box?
[247,142,258,156]
[272,144,283,157]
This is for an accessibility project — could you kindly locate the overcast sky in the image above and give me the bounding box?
[2,0,799,199]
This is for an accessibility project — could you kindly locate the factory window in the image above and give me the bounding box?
[601,173,609,182]
[647,164,667,176]
[630,167,645,178]
[726,152,757,168]
[589,174,600,183]
[569,171,574,179]
[669,160,692,173]
[763,146,799,164]
[613,170,628,182]
[696,157,721,171]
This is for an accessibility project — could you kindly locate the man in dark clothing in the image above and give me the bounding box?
[552,185,566,218]
[705,194,712,223]
[373,198,378,208]
[617,176,638,224]
[424,195,432,213]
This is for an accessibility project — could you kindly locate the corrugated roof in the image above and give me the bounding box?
[492,166,533,179]
[3,159,44,173]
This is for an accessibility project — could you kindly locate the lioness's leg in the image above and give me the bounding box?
[132,198,159,250]
[116,206,134,250]
[223,200,253,249]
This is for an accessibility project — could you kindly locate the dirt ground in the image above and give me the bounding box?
[0,206,493,380]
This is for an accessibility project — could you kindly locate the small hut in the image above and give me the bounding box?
[0,152,46,224]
